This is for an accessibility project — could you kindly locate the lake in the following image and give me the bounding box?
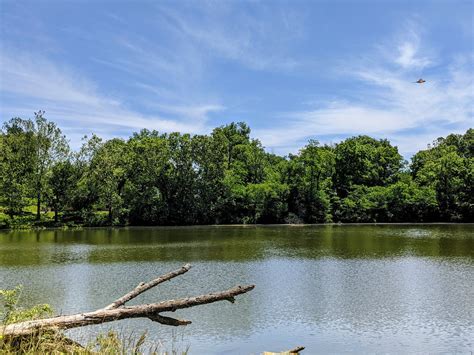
[0,225,473,353]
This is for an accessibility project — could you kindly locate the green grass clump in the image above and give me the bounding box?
[0,201,125,230]
[0,286,189,354]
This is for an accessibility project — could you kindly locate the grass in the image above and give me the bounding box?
[0,211,56,230]
[0,203,113,230]
[0,286,189,354]
[1,330,189,354]
[0,202,54,230]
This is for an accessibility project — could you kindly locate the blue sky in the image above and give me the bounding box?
[1,0,473,157]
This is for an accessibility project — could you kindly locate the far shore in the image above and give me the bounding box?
[1,222,473,233]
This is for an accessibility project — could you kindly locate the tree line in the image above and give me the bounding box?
[0,111,472,227]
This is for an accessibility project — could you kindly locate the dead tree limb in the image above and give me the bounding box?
[1,264,254,338]
[263,346,305,355]
[288,346,305,353]
[103,263,192,310]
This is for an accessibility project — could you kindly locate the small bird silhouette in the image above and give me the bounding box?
[414,78,426,84]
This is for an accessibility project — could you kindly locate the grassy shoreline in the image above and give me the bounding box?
[1,204,472,232]
[1,218,472,232]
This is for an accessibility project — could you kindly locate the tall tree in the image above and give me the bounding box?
[89,138,128,224]
[124,130,170,225]
[212,122,251,169]
[411,129,473,221]
[0,118,36,218]
[286,141,335,222]
[1,114,472,226]
[191,134,227,224]
[46,161,77,223]
[31,111,69,220]
[334,136,403,197]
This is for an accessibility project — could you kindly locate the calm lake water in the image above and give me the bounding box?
[0,225,473,354]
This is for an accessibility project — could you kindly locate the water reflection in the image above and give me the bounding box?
[0,225,473,353]
[1,225,473,266]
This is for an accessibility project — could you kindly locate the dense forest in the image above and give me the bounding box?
[0,111,472,228]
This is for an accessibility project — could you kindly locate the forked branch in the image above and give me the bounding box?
[0,264,254,338]
[103,263,192,310]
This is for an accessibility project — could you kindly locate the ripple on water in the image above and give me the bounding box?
[0,224,473,354]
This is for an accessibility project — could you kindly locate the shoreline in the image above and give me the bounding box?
[1,221,473,233]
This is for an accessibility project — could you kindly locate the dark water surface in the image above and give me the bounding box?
[0,225,473,353]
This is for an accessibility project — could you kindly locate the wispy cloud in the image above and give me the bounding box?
[0,51,108,107]
[392,24,434,70]
[395,41,433,70]
[255,25,473,156]
[155,1,305,71]
[0,48,224,146]
[1,2,472,158]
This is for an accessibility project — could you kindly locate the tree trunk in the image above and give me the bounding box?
[36,191,41,221]
[108,204,112,224]
[1,264,254,338]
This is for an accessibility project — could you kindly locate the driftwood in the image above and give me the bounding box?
[1,264,254,338]
[263,346,305,354]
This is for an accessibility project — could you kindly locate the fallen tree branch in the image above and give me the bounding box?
[103,263,192,310]
[1,264,254,338]
[263,346,305,355]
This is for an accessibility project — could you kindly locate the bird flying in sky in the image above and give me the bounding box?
[414,78,426,84]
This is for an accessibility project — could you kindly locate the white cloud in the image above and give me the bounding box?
[0,51,108,107]
[395,41,432,69]
[255,26,473,157]
[1,11,472,159]
[255,105,408,147]
[145,103,225,122]
[0,48,224,146]
[393,29,434,70]
[155,2,304,71]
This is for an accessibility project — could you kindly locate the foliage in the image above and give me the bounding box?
[0,286,52,325]
[286,140,335,223]
[1,112,68,222]
[411,129,473,221]
[0,119,36,218]
[0,112,472,226]
[334,135,403,197]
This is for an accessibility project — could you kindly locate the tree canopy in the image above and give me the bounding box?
[0,113,472,228]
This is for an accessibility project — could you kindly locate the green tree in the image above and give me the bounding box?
[191,134,227,224]
[8,112,71,220]
[46,161,77,223]
[124,130,170,225]
[286,141,335,222]
[212,122,251,169]
[412,129,473,221]
[334,136,403,197]
[32,112,69,220]
[385,178,438,222]
[0,118,36,218]
[164,133,200,224]
[67,134,104,219]
[1,113,472,226]
[89,138,128,224]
